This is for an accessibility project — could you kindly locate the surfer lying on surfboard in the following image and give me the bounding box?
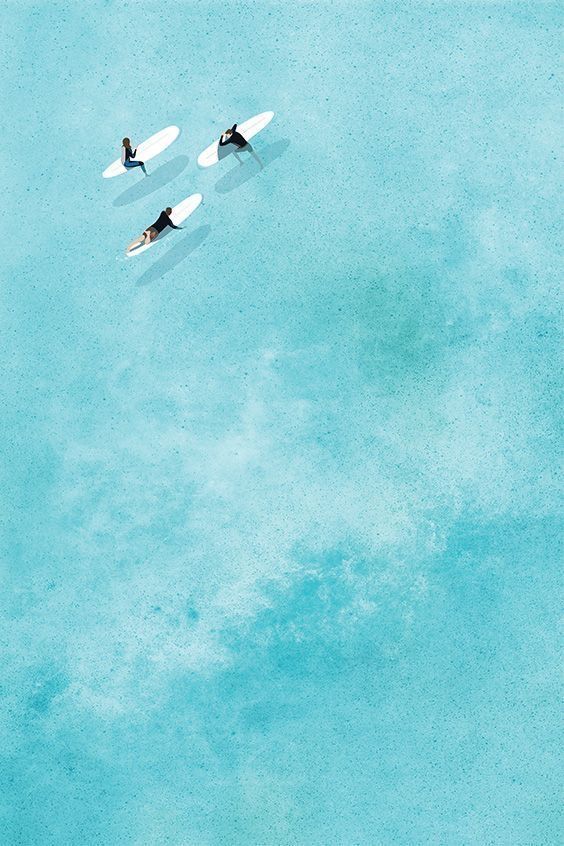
[121,137,148,175]
[220,124,263,168]
[127,207,181,253]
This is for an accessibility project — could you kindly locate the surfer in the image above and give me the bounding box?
[219,123,263,167]
[121,138,148,175]
[126,207,181,253]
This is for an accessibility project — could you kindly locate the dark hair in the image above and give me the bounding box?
[165,207,173,215]
[122,137,130,146]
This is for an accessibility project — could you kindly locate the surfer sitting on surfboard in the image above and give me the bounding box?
[219,124,263,168]
[127,207,181,253]
[121,138,148,175]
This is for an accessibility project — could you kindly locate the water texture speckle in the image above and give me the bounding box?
[1,1,562,844]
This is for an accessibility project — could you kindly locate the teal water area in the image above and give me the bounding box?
[1,2,562,843]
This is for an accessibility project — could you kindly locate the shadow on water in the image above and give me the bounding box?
[218,142,234,162]
[113,155,190,207]
[214,139,291,194]
[136,225,211,287]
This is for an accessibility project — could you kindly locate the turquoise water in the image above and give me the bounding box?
[1,1,562,843]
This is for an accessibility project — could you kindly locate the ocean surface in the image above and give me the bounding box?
[1,2,562,844]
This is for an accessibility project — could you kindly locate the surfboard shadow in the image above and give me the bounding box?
[136,225,211,287]
[113,155,190,207]
[214,139,290,195]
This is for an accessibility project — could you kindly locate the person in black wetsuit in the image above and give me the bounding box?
[121,137,148,175]
[219,123,263,167]
[127,207,182,253]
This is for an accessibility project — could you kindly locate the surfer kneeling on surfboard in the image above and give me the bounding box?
[219,123,263,168]
[121,137,148,175]
[127,207,181,253]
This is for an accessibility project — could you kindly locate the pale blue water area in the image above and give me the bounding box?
[1,1,562,843]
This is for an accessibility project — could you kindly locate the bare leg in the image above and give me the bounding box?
[234,151,243,166]
[249,147,263,169]
[127,233,145,253]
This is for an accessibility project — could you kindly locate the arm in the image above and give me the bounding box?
[167,215,181,230]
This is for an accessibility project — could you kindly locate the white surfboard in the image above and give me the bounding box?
[197,111,274,168]
[103,125,180,178]
[125,194,203,258]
